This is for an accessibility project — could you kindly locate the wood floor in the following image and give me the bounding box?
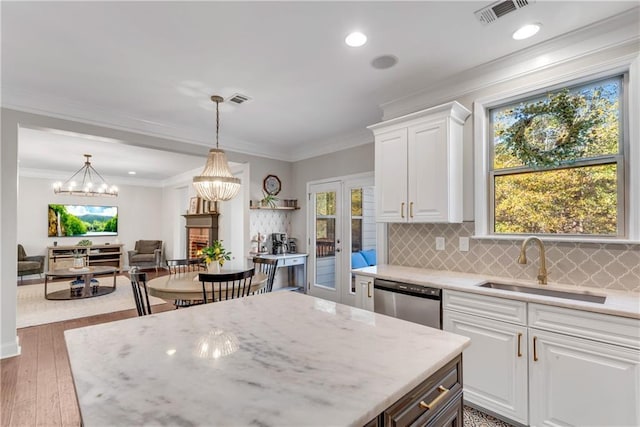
[1,271,173,427]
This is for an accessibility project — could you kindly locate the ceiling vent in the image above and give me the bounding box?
[474,0,535,25]
[227,93,252,105]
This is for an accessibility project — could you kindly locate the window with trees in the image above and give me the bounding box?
[489,75,625,237]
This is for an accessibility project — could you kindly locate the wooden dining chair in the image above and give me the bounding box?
[166,258,205,308]
[129,269,152,316]
[200,268,255,303]
[252,257,278,293]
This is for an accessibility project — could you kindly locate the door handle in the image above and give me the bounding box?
[533,336,539,361]
[410,202,414,218]
[367,281,372,298]
[401,202,405,219]
[517,332,522,357]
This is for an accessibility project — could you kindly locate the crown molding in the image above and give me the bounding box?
[1,88,294,161]
[287,128,373,162]
[380,8,640,120]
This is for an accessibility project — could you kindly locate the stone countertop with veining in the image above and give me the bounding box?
[64,292,469,427]
[354,264,640,319]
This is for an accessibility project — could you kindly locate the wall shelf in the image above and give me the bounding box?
[249,206,300,211]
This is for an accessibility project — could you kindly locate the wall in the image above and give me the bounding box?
[291,143,374,251]
[389,222,640,292]
[17,176,163,268]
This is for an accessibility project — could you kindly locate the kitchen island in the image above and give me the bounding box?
[65,292,469,426]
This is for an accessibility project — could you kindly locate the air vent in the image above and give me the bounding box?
[474,0,534,25]
[227,93,252,105]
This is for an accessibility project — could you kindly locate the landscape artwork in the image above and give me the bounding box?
[48,204,118,237]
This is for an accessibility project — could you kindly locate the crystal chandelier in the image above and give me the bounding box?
[193,95,241,201]
[53,154,118,197]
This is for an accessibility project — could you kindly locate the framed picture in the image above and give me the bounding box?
[188,197,198,214]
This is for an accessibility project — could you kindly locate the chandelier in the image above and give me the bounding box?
[193,95,241,201]
[53,154,118,197]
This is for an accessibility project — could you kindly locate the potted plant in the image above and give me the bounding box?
[201,240,232,273]
[260,191,279,208]
[72,249,85,268]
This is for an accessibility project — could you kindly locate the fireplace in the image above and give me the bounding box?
[183,214,219,258]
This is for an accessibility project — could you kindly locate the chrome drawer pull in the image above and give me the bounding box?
[419,385,450,411]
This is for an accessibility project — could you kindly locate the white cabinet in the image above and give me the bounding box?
[443,289,640,427]
[369,101,470,223]
[354,274,374,311]
[443,310,528,424]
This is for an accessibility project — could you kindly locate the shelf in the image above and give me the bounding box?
[250,206,300,210]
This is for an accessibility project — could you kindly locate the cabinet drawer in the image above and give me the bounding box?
[529,303,640,349]
[443,290,526,325]
[282,257,304,267]
[423,391,463,427]
[384,355,462,427]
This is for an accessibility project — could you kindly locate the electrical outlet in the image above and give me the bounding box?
[459,237,470,252]
[435,237,445,251]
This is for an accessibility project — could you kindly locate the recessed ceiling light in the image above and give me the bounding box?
[128,171,136,175]
[345,31,367,47]
[512,23,541,40]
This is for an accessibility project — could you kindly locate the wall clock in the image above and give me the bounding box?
[263,174,281,196]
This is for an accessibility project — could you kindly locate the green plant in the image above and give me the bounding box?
[261,191,279,208]
[77,239,93,246]
[201,240,232,267]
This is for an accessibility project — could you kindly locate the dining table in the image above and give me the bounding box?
[147,270,268,301]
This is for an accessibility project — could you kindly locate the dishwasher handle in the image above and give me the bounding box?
[374,279,441,300]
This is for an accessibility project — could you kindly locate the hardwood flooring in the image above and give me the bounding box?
[2,271,173,427]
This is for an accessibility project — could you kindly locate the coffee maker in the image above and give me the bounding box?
[271,233,288,254]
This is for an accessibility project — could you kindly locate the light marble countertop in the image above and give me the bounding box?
[354,264,640,319]
[247,252,309,259]
[65,292,469,426]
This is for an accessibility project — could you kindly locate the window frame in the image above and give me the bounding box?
[473,63,639,243]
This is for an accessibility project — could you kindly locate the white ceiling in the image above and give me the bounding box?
[3,1,639,177]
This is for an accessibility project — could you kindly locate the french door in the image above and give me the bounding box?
[307,174,375,305]
[308,181,343,302]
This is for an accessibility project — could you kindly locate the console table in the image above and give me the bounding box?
[47,244,124,272]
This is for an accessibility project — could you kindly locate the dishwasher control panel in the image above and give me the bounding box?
[374,279,441,298]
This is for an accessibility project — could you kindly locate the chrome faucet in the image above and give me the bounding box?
[518,236,548,285]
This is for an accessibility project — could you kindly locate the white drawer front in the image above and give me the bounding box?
[443,290,527,325]
[282,257,304,267]
[528,303,640,349]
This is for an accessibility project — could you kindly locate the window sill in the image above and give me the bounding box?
[471,234,640,245]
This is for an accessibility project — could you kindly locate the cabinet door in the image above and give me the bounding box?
[354,275,374,312]
[529,329,640,427]
[374,129,408,222]
[408,120,452,222]
[443,310,528,425]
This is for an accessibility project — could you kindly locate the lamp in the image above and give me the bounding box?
[53,154,118,197]
[193,95,241,201]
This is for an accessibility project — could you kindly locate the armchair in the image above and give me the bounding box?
[128,240,163,272]
[18,244,44,283]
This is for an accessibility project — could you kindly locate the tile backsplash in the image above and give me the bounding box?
[249,210,292,241]
[389,222,640,292]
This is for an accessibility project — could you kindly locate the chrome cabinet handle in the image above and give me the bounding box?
[419,385,450,411]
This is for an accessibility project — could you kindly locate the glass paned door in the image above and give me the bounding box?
[308,181,342,302]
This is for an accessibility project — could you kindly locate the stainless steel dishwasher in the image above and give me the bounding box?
[373,278,441,329]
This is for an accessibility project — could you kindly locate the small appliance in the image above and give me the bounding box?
[271,233,288,254]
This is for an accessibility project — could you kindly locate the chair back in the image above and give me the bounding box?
[17,244,27,261]
[200,268,255,303]
[166,258,204,274]
[252,257,278,293]
[129,268,152,316]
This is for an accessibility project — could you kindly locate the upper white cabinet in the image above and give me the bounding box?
[368,101,471,223]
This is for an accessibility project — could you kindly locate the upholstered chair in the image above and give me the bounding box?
[128,240,163,272]
[17,244,45,283]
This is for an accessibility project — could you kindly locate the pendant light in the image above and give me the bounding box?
[53,154,118,197]
[193,95,241,201]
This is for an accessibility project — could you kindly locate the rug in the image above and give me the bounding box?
[16,275,166,328]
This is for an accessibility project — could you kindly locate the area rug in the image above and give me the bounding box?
[16,276,166,328]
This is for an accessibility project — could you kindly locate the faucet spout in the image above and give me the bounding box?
[518,237,548,285]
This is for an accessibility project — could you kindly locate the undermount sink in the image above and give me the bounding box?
[479,282,607,304]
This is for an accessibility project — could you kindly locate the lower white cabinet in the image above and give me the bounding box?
[354,274,374,312]
[443,289,640,427]
[443,310,528,424]
[529,328,640,427]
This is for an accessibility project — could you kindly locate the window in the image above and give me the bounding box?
[316,192,336,257]
[351,188,363,252]
[489,75,625,237]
